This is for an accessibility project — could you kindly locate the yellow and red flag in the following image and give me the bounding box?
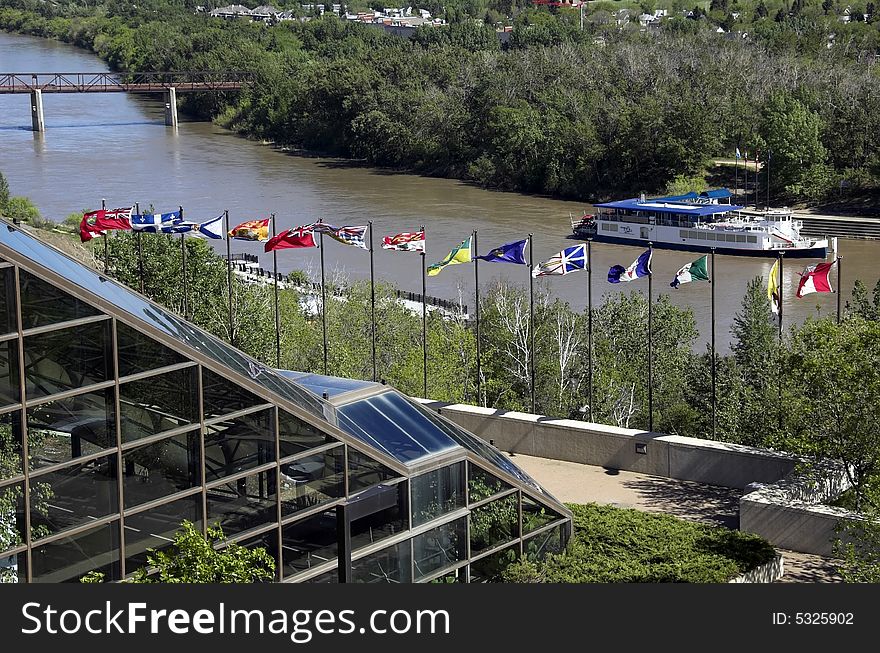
[228,218,270,242]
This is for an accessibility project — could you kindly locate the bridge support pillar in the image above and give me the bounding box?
[164,87,178,128]
[30,89,45,132]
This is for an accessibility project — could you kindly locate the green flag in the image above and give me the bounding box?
[427,236,472,276]
[670,255,709,288]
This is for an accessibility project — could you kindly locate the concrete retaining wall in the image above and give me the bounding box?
[729,552,784,583]
[419,401,797,490]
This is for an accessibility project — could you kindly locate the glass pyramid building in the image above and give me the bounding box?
[0,219,571,583]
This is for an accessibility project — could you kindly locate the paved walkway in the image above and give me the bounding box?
[510,453,841,583]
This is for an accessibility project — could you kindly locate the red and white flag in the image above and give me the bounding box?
[264,224,316,252]
[79,207,132,242]
[796,261,836,298]
[382,230,425,253]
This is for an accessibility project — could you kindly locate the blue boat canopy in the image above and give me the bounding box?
[702,188,732,199]
[595,197,744,217]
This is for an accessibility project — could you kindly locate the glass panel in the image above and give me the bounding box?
[207,470,278,537]
[0,549,26,583]
[524,525,565,560]
[350,481,408,551]
[19,270,101,330]
[1,226,325,417]
[468,545,519,583]
[281,510,338,577]
[351,539,412,584]
[522,495,562,535]
[0,339,20,407]
[337,392,459,464]
[347,448,399,494]
[278,409,334,458]
[122,431,201,509]
[304,569,339,583]
[117,322,187,378]
[29,455,118,536]
[468,464,512,503]
[119,366,198,443]
[277,371,377,398]
[202,368,262,421]
[31,521,120,583]
[280,447,344,516]
[0,267,15,336]
[27,388,116,469]
[238,528,280,581]
[124,494,203,574]
[0,482,24,554]
[411,462,465,527]
[470,493,519,555]
[0,411,22,482]
[24,320,111,399]
[204,408,275,482]
[412,517,466,581]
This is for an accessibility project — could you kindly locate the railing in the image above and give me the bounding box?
[0,71,254,94]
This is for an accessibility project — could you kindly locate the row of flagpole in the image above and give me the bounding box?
[732,146,773,209]
[80,204,843,431]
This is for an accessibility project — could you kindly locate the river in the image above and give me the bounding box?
[2,30,879,351]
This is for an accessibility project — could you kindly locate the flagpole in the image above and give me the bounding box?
[836,255,842,324]
[734,147,739,202]
[766,150,772,209]
[421,224,427,399]
[320,228,328,376]
[272,214,281,368]
[473,229,482,407]
[369,220,377,382]
[225,210,234,345]
[101,198,108,274]
[744,151,749,207]
[778,251,784,342]
[136,202,144,295]
[180,205,189,320]
[587,238,593,423]
[777,251,783,431]
[529,233,535,414]
[711,247,716,440]
[647,242,654,433]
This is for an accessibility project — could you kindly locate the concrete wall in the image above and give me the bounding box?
[419,400,797,490]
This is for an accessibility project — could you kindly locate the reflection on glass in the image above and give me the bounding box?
[124,495,202,574]
[119,366,198,443]
[27,388,115,469]
[304,569,338,583]
[238,529,281,582]
[522,495,561,535]
[0,482,24,556]
[204,408,275,482]
[29,455,118,537]
[0,339,20,407]
[24,320,111,399]
[469,493,518,555]
[31,521,120,583]
[351,539,412,584]
[207,470,278,537]
[280,447,343,517]
[0,550,25,583]
[202,368,262,421]
[278,409,334,458]
[281,510,338,577]
[468,545,519,583]
[412,518,466,581]
[117,322,187,378]
[411,462,465,527]
[524,525,564,559]
[123,431,200,509]
[0,267,15,336]
[19,270,101,330]
[347,448,399,494]
[350,482,408,551]
[468,463,512,503]
[0,411,22,482]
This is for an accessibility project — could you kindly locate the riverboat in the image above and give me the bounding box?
[571,189,830,258]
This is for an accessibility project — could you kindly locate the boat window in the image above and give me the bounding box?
[747,236,757,243]
[679,230,687,239]
[736,235,747,243]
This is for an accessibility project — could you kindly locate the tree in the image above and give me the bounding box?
[82,521,275,583]
[756,0,769,17]
[822,0,834,14]
[0,171,9,213]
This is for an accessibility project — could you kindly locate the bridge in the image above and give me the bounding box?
[0,71,253,132]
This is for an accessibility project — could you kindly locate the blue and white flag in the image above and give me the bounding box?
[194,214,225,240]
[130,211,186,233]
[476,239,528,265]
[608,249,652,283]
[532,243,587,278]
[735,147,742,160]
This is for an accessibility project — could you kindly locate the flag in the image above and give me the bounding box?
[382,231,425,252]
[427,237,472,276]
[796,261,835,298]
[475,239,528,265]
[735,147,742,160]
[670,255,709,289]
[130,211,186,233]
[768,258,781,315]
[229,219,270,241]
[312,221,368,249]
[79,208,132,242]
[265,225,316,252]
[194,215,224,240]
[532,243,587,278]
[608,249,652,283]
